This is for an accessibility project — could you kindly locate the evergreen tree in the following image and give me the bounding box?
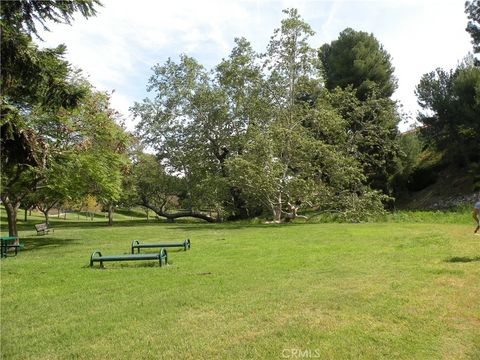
[465,0,480,55]
[0,0,102,236]
[319,28,397,100]
[416,59,480,166]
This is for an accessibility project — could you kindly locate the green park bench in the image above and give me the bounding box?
[89,248,168,268]
[1,236,24,258]
[35,223,54,235]
[131,239,191,254]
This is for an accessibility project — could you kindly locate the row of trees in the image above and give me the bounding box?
[1,0,129,236]
[127,2,480,219]
[3,2,477,235]
[128,9,401,223]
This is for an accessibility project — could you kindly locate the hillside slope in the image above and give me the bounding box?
[396,163,478,210]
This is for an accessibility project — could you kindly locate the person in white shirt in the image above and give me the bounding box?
[473,200,480,234]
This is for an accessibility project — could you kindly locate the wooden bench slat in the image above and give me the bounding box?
[34,223,54,235]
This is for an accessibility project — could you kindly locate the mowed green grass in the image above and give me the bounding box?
[1,214,480,359]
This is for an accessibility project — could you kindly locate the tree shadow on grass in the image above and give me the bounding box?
[20,236,81,252]
[12,220,315,236]
[16,219,163,232]
[64,219,166,229]
[5,214,320,234]
[445,256,480,263]
[87,262,171,270]
[166,222,320,232]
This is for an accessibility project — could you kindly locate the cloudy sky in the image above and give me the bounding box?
[36,0,473,131]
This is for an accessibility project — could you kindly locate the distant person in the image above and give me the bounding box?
[474,199,480,234]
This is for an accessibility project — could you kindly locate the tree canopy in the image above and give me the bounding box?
[319,28,397,100]
[465,0,480,55]
[132,9,391,222]
[5,3,460,226]
[415,58,480,166]
[0,0,100,38]
[0,0,127,236]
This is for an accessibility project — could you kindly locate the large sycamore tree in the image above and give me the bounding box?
[227,10,385,222]
[131,39,264,221]
[133,9,387,222]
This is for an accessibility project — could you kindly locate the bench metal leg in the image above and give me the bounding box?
[131,240,141,254]
[90,251,103,267]
[159,249,168,267]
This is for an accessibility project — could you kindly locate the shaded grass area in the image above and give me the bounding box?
[1,218,480,359]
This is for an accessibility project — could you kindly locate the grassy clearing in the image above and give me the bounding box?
[1,212,480,359]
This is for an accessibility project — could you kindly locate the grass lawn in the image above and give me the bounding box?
[1,212,480,359]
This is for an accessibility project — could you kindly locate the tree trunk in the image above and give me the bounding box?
[24,208,28,222]
[108,204,113,226]
[4,202,19,238]
[272,205,282,223]
[272,192,282,223]
[228,186,249,220]
[43,211,49,226]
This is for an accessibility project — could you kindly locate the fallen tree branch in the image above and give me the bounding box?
[138,202,221,223]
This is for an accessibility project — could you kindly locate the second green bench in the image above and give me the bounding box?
[131,239,191,254]
[90,249,168,268]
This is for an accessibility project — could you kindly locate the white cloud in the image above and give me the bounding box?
[35,0,473,132]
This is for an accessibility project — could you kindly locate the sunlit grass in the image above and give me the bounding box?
[1,212,479,359]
